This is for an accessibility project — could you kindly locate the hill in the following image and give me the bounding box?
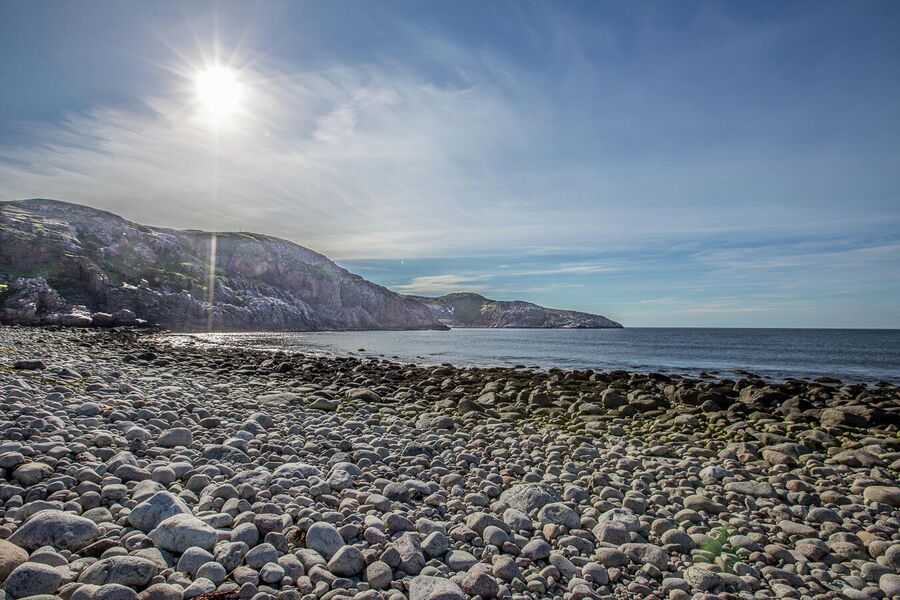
[406,292,622,328]
[0,199,445,331]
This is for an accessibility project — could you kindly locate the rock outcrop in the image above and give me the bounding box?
[407,292,622,328]
[0,199,445,331]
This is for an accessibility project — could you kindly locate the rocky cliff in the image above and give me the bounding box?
[407,292,622,328]
[0,199,446,331]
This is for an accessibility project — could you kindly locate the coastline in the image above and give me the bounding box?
[166,327,900,386]
[1,325,898,599]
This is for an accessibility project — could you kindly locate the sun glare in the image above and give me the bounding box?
[195,66,242,121]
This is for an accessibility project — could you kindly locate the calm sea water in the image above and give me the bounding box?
[184,328,900,384]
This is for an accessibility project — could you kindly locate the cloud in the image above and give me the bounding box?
[517,283,585,293]
[3,24,897,266]
[692,240,900,290]
[633,297,782,315]
[313,106,358,144]
[696,241,900,271]
[0,60,554,259]
[508,260,618,276]
[392,273,492,294]
[638,297,679,305]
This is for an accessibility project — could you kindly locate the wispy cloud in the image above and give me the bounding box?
[695,241,900,273]
[0,61,557,259]
[392,273,493,294]
[3,25,897,264]
[633,297,782,315]
[508,260,618,276]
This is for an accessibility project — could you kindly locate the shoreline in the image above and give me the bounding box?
[167,329,900,387]
[0,325,898,600]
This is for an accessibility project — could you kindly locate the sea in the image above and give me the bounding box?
[180,328,900,384]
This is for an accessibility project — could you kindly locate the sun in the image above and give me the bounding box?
[194,66,243,121]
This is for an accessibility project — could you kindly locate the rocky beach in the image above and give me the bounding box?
[0,325,899,600]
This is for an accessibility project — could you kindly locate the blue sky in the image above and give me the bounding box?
[1,1,899,327]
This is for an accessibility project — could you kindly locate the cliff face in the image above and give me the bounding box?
[407,292,622,329]
[0,199,446,331]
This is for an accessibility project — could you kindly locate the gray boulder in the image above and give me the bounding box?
[620,543,669,571]
[201,445,250,464]
[176,547,215,578]
[327,545,366,576]
[683,566,723,591]
[95,583,139,600]
[128,491,192,533]
[77,556,158,586]
[306,522,344,560]
[395,533,426,575]
[138,583,183,600]
[409,575,465,600]
[864,486,900,507]
[149,514,217,552]
[537,502,580,528]
[3,561,62,598]
[724,481,777,498]
[11,462,53,486]
[8,510,100,552]
[157,427,193,448]
[498,483,562,516]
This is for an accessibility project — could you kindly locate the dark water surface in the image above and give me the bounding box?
[183,328,900,384]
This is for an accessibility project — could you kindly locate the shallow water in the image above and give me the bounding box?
[181,327,900,384]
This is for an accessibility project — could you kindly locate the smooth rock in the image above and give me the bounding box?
[8,510,100,552]
[409,575,465,600]
[498,483,562,516]
[3,562,62,598]
[0,539,29,582]
[148,514,217,552]
[127,491,192,533]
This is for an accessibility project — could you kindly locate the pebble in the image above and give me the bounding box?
[0,327,895,600]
